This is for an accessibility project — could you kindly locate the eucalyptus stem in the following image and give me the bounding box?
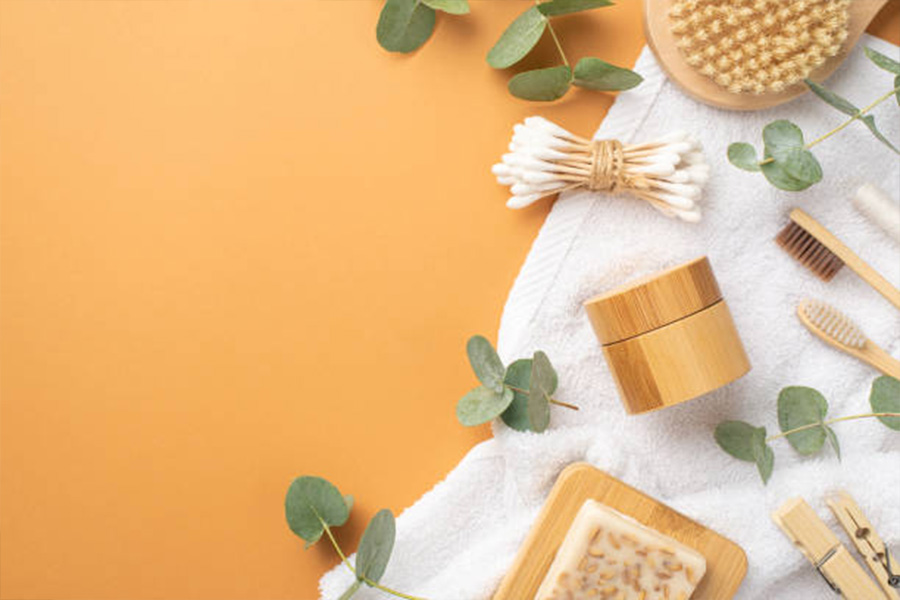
[320,521,428,600]
[537,1,569,67]
[759,84,900,166]
[766,412,900,442]
[506,385,579,410]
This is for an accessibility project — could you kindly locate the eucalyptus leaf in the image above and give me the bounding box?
[487,7,547,69]
[715,421,766,462]
[860,115,900,154]
[285,476,350,544]
[755,442,775,484]
[805,79,858,116]
[781,147,822,185]
[537,0,613,17]
[338,580,362,600]
[761,153,815,191]
[421,0,470,14]
[376,0,436,53]
[778,386,828,455]
[727,142,761,172]
[356,509,395,584]
[528,351,556,432]
[466,335,506,393]
[501,358,533,431]
[456,385,515,426]
[508,66,573,101]
[763,120,805,159]
[572,58,642,91]
[344,495,355,513]
[864,46,900,75]
[825,426,841,461]
[870,375,900,430]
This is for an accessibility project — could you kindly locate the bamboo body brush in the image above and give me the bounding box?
[644,0,889,110]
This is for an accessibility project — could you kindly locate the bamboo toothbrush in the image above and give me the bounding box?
[777,208,900,310]
[644,0,889,110]
[798,299,900,378]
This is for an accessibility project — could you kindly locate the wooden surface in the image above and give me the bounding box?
[789,209,900,310]
[584,256,722,345]
[493,463,748,599]
[602,300,751,414]
[643,0,890,110]
[827,491,900,600]
[773,498,886,600]
[1,2,898,599]
[797,303,900,378]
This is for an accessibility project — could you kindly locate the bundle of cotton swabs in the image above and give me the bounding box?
[492,116,709,222]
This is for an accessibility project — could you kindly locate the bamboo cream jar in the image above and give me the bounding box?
[584,257,751,415]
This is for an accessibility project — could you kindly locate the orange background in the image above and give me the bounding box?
[1,2,898,599]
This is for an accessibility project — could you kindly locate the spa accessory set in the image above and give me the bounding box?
[287,4,900,599]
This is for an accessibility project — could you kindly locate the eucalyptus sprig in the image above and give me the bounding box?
[488,0,642,101]
[715,376,900,484]
[376,0,469,53]
[456,335,577,432]
[285,476,426,600]
[728,47,900,191]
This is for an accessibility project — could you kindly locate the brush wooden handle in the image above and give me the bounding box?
[791,209,900,310]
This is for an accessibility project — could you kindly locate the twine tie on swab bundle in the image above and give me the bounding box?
[589,140,626,193]
[492,116,709,222]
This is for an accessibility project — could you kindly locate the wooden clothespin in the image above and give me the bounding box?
[827,491,900,600]
[773,498,887,600]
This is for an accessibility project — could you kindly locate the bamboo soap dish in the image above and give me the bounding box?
[493,463,747,599]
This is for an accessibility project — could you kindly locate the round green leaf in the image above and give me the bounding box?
[537,0,613,17]
[356,509,396,585]
[285,476,350,544]
[727,142,761,172]
[778,386,828,455]
[870,375,900,430]
[528,351,556,432]
[422,0,469,14]
[456,385,515,426]
[466,335,506,393]
[376,0,436,53]
[714,421,766,462]
[763,120,805,156]
[508,66,572,102]
[501,358,533,431]
[761,153,815,191]
[572,58,642,91]
[825,426,841,461]
[781,148,822,185]
[486,7,546,69]
[864,46,900,75]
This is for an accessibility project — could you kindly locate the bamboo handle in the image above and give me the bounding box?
[862,344,900,379]
[791,209,900,310]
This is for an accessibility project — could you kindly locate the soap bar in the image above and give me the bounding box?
[535,500,707,600]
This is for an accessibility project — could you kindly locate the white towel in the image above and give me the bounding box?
[321,35,900,600]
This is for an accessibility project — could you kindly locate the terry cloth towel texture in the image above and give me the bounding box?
[321,35,900,600]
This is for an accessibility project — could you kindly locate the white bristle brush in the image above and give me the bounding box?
[797,298,900,378]
[492,116,709,222]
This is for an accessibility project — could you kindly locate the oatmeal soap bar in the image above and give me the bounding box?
[535,499,707,600]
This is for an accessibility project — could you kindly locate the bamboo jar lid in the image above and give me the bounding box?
[584,257,722,345]
[584,257,751,414]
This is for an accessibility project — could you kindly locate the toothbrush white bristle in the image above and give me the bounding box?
[799,299,867,349]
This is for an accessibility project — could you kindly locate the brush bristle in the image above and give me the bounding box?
[669,0,850,94]
[799,299,866,349]
[776,219,844,281]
